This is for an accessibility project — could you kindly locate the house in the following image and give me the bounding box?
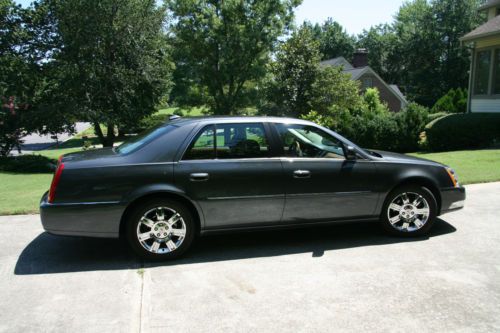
[461,0,500,113]
[320,50,408,112]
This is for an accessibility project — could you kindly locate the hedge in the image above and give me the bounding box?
[425,113,500,152]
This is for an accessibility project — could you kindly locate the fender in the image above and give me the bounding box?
[120,183,206,228]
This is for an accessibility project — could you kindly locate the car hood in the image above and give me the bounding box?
[61,148,118,163]
[369,149,444,167]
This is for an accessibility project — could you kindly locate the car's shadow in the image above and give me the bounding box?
[15,219,456,275]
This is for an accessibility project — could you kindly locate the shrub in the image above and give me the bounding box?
[304,102,429,153]
[0,155,56,173]
[425,113,500,151]
[431,88,467,114]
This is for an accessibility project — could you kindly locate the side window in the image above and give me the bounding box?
[182,125,215,160]
[216,123,270,159]
[275,123,345,160]
[182,123,270,160]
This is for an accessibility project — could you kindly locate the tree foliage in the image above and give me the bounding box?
[358,0,482,107]
[45,0,174,146]
[432,88,467,113]
[263,25,361,117]
[167,0,301,115]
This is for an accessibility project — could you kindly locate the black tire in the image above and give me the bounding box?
[125,198,196,261]
[380,184,437,237]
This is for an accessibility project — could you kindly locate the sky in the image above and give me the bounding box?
[15,0,404,36]
[295,0,404,35]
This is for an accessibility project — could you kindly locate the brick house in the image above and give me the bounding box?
[320,50,408,112]
[460,0,500,113]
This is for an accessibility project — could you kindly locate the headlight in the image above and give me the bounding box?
[445,167,459,187]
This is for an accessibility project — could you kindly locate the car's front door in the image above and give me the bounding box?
[273,123,379,222]
[175,122,286,229]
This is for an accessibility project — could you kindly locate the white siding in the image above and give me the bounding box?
[471,98,500,112]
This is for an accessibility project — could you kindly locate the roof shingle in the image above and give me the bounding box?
[461,15,500,41]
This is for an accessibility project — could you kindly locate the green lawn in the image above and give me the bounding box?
[409,149,500,185]
[1,147,499,215]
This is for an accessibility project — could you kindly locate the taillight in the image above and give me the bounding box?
[48,156,65,203]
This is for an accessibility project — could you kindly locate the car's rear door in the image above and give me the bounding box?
[272,123,379,222]
[174,122,286,229]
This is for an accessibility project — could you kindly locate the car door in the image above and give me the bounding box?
[174,122,286,229]
[272,123,379,222]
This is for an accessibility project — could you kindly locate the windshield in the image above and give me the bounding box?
[115,124,176,155]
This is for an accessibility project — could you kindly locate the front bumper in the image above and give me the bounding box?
[40,191,124,238]
[440,186,466,215]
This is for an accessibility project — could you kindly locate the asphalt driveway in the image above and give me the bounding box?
[1,182,499,332]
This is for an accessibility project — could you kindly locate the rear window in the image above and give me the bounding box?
[116,125,176,155]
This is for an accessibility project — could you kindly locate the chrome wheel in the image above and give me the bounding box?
[136,207,187,254]
[387,192,430,233]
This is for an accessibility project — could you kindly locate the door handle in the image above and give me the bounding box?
[293,170,311,178]
[190,173,209,182]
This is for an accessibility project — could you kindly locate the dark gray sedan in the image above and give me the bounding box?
[40,117,465,260]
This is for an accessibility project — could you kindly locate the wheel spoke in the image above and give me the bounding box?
[166,213,181,227]
[412,196,423,206]
[402,222,410,230]
[156,208,165,221]
[138,232,152,242]
[150,241,161,253]
[402,193,410,204]
[140,217,155,228]
[415,208,429,216]
[166,240,177,251]
[389,215,401,224]
[389,203,402,211]
[414,219,424,228]
[171,228,186,237]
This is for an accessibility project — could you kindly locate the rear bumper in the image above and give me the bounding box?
[40,191,124,238]
[440,186,466,215]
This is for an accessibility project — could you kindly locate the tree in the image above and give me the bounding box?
[264,24,362,118]
[316,19,356,61]
[432,88,467,113]
[392,0,481,106]
[357,24,401,84]
[167,0,300,115]
[265,26,322,117]
[46,0,173,146]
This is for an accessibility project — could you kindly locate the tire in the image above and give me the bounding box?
[125,198,196,261]
[380,185,437,237]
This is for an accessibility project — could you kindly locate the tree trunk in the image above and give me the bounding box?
[104,123,115,147]
[93,122,115,147]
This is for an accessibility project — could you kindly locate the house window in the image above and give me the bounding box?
[474,50,492,95]
[362,77,373,89]
[494,49,500,94]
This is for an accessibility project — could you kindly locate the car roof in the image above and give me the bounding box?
[169,116,315,127]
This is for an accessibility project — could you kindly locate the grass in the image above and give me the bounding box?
[409,149,500,185]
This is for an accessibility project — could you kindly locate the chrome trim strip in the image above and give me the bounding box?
[206,194,285,201]
[43,201,121,207]
[287,191,373,198]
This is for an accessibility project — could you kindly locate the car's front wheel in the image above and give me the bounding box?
[381,185,437,237]
[126,199,196,260]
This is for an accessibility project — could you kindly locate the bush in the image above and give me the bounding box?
[431,88,467,114]
[425,113,500,151]
[304,102,429,153]
[0,155,57,173]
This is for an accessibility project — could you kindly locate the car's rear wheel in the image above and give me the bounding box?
[126,199,196,260]
[381,185,437,237]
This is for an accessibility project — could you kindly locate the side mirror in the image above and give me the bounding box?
[346,146,357,160]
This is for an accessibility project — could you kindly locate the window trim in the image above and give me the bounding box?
[180,122,274,161]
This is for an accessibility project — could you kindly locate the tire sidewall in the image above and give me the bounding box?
[126,199,196,260]
[381,185,437,237]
